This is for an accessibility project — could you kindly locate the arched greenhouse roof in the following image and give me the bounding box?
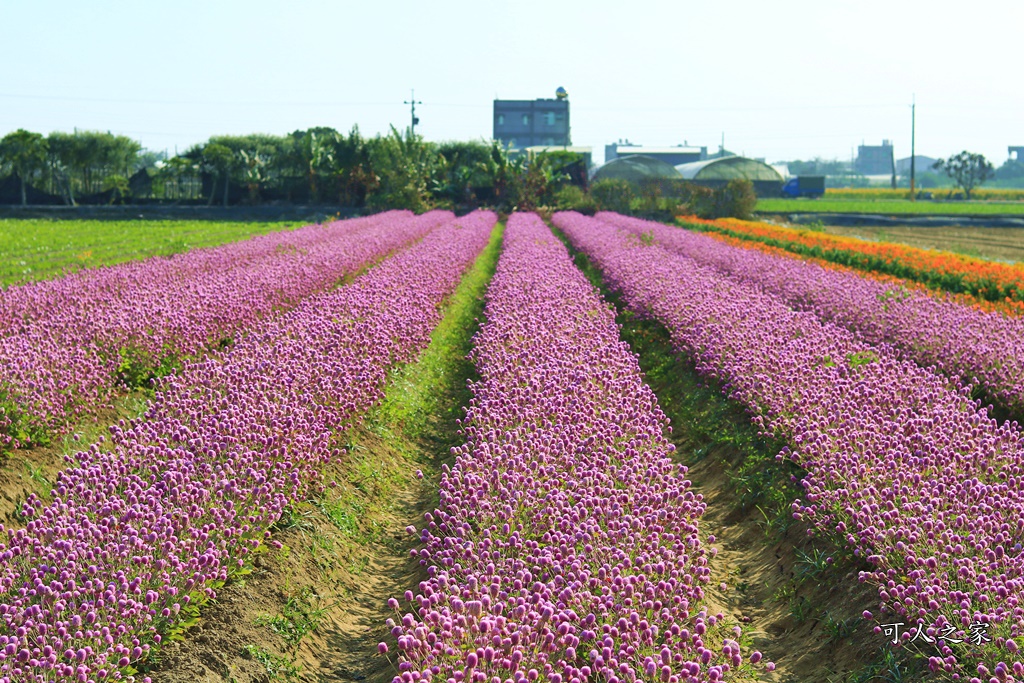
[675,156,784,182]
[590,155,682,183]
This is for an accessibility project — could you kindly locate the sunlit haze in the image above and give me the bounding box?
[1,0,1021,164]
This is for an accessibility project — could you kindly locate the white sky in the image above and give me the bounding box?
[1,0,1021,165]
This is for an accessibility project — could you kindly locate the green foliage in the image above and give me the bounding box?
[372,221,503,441]
[432,140,494,207]
[366,127,439,212]
[43,130,143,204]
[994,159,1024,186]
[846,350,879,369]
[590,179,634,214]
[0,124,593,211]
[254,588,326,647]
[823,612,858,643]
[933,151,995,199]
[0,385,51,452]
[101,174,130,204]
[0,129,48,205]
[689,179,756,220]
[784,157,851,177]
[241,645,300,681]
[553,185,597,215]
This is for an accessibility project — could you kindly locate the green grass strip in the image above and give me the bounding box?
[0,219,300,287]
[369,219,505,452]
[756,198,1024,215]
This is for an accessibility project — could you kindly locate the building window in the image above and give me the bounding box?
[545,112,555,126]
[497,114,504,126]
[522,114,530,126]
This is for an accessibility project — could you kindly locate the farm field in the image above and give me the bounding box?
[5,210,1024,683]
[0,219,299,287]
[823,188,1024,201]
[681,215,1024,314]
[811,224,1024,264]
[756,198,1024,215]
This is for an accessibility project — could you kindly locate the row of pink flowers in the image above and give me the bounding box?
[0,211,496,682]
[0,210,451,451]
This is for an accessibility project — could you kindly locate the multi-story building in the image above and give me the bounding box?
[855,140,895,176]
[493,98,570,149]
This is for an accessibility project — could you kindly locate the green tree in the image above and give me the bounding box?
[0,129,48,205]
[933,151,994,199]
[590,179,635,214]
[365,126,439,212]
[200,143,235,206]
[289,128,339,202]
[101,174,130,204]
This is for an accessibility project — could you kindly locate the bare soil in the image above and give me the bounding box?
[691,445,886,682]
[147,427,429,683]
[0,392,149,526]
[816,224,1024,263]
[144,433,898,683]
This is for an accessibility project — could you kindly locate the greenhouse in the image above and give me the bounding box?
[675,156,784,196]
[589,155,682,184]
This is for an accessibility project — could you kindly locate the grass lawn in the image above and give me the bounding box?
[756,198,1024,216]
[0,219,301,287]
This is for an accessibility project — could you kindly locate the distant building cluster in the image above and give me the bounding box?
[492,91,1023,191]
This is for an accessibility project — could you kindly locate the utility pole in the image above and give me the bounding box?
[909,95,917,200]
[404,89,422,137]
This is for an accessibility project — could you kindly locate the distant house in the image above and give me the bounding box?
[855,140,895,176]
[1010,146,1024,162]
[896,155,937,175]
[493,98,569,149]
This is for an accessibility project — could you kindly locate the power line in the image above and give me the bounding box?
[0,92,401,107]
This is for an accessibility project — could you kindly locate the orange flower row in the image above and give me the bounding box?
[679,215,1024,307]
[699,228,1024,317]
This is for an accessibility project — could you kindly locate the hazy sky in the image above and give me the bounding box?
[1,0,1021,165]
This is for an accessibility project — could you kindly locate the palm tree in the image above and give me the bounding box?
[0,130,48,206]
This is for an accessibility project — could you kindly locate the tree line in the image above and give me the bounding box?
[0,126,587,211]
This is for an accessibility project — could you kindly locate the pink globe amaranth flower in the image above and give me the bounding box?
[554,210,1024,681]
[0,211,497,679]
[384,214,739,678]
[0,211,451,451]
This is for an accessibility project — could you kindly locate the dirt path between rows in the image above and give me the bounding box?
[690,445,885,682]
[148,429,428,683]
[0,391,150,526]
